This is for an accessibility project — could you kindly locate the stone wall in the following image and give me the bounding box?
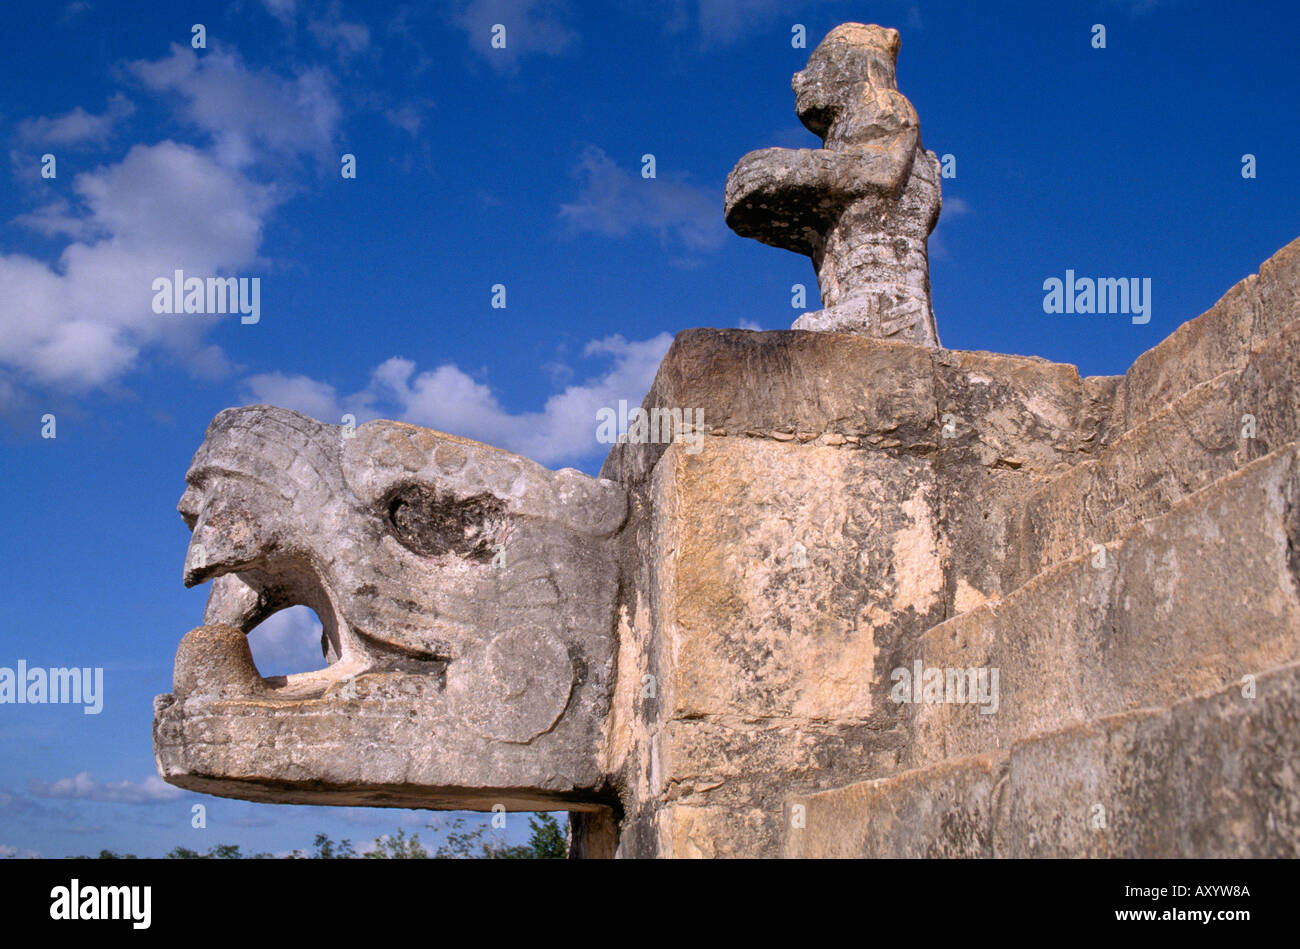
[595,236,1300,857]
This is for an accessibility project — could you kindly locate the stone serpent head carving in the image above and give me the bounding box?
[155,405,627,811]
[725,23,942,345]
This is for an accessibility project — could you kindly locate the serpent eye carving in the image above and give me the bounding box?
[382,483,507,563]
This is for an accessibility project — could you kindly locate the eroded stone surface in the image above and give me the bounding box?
[155,406,627,816]
[786,661,1300,858]
[904,444,1300,773]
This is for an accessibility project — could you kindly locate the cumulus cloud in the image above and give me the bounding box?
[451,0,577,68]
[247,605,328,676]
[127,44,340,169]
[16,93,134,147]
[560,146,725,253]
[1,45,343,403]
[0,141,274,392]
[240,332,673,466]
[371,333,672,462]
[241,371,351,423]
[13,198,98,241]
[30,772,184,805]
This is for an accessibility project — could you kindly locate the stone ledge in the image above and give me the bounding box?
[600,329,1118,485]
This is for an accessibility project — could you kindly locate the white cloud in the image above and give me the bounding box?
[0,844,42,859]
[0,141,275,391]
[16,93,134,147]
[944,196,971,216]
[2,45,343,402]
[385,104,424,136]
[451,0,577,68]
[261,0,296,24]
[13,198,98,241]
[560,145,725,253]
[240,332,674,466]
[241,371,350,423]
[377,332,673,463]
[931,195,971,261]
[30,771,184,805]
[247,605,328,676]
[127,44,340,169]
[309,2,372,60]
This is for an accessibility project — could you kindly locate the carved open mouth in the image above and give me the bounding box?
[186,555,376,700]
[174,477,507,702]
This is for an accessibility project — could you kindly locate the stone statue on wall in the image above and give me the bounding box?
[725,23,942,346]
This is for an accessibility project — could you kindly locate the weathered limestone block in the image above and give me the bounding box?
[904,444,1300,772]
[604,400,1297,856]
[1112,235,1300,434]
[1001,665,1300,858]
[1004,319,1300,591]
[601,328,1120,629]
[600,329,1118,486]
[603,433,914,856]
[597,329,1133,856]
[1255,233,1300,340]
[653,439,939,722]
[784,754,999,858]
[786,660,1300,858]
[725,24,943,345]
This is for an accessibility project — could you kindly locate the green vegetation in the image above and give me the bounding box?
[72,812,568,859]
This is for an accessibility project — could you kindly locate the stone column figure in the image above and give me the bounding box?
[724,23,943,346]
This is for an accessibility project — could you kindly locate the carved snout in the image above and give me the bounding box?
[180,492,282,588]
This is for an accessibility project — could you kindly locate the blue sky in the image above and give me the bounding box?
[1,0,1297,858]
